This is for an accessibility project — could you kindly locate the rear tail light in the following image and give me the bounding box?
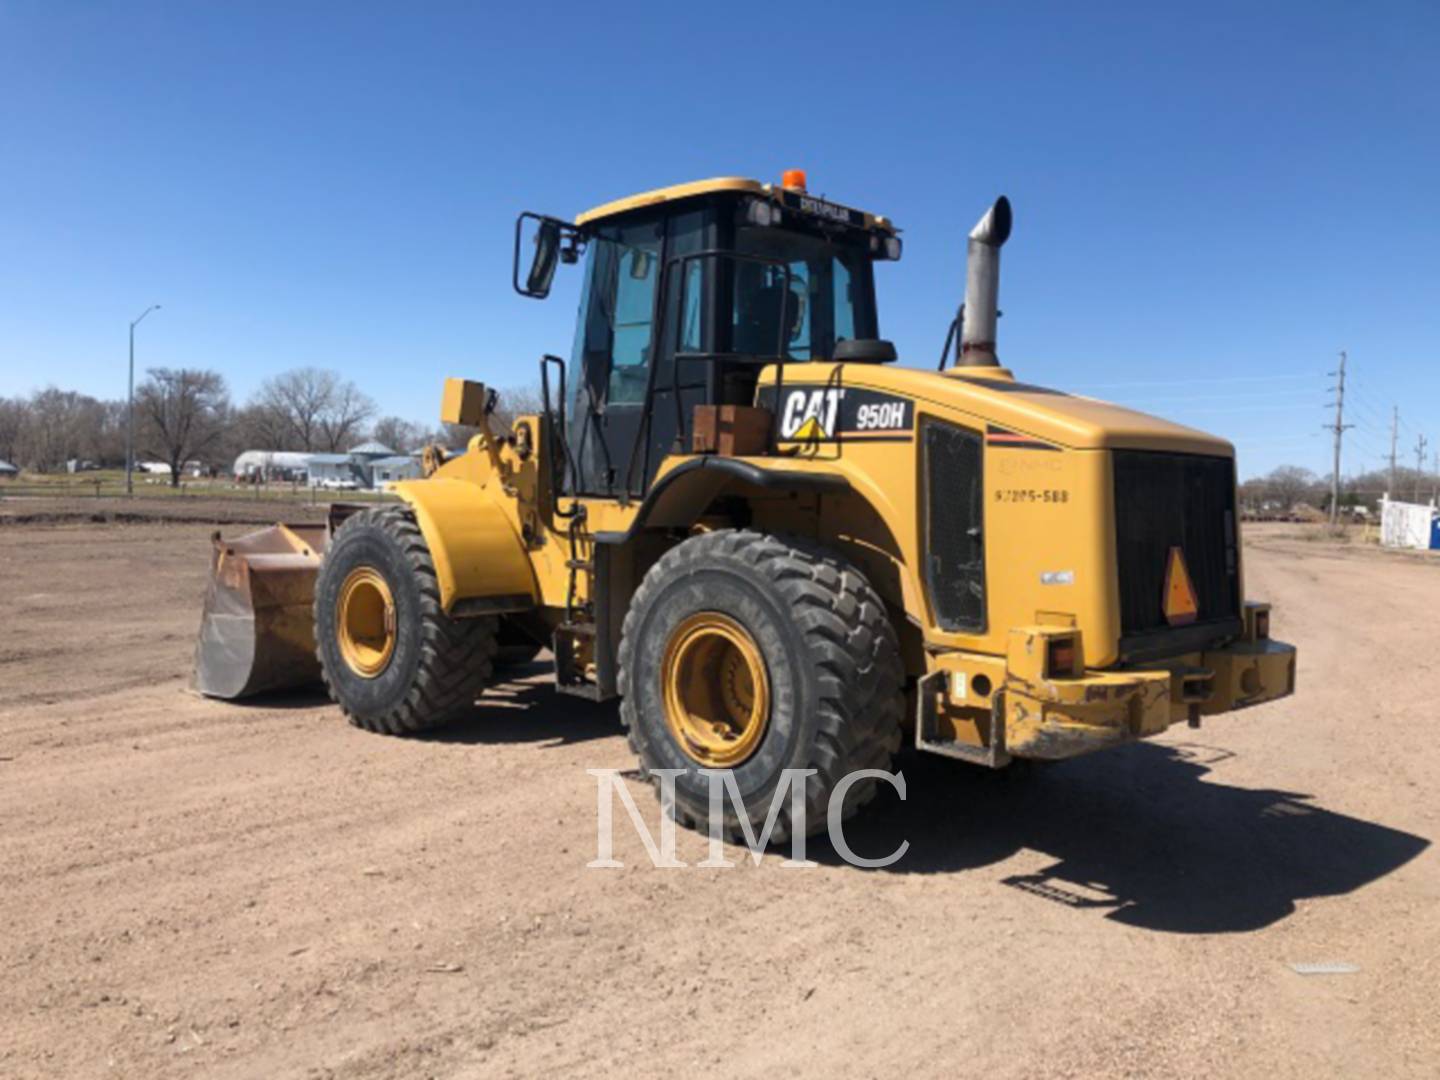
[1046,637,1077,678]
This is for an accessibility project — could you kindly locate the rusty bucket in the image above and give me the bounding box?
[192,523,329,699]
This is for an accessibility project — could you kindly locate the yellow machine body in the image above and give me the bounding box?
[194,174,1296,768]
[408,356,1295,763]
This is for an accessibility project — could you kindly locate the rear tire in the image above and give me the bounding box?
[314,506,497,734]
[617,529,904,842]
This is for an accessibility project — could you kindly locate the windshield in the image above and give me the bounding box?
[729,222,878,360]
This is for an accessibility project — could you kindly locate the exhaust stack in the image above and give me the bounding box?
[958,196,1012,367]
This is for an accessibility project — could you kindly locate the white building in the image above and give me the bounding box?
[368,454,423,487]
[232,441,422,490]
[232,450,313,482]
[306,453,365,489]
[347,440,397,460]
[1380,495,1439,551]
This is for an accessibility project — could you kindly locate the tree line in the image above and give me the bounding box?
[8,372,1427,505]
[0,367,543,487]
[1240,463,1439,515]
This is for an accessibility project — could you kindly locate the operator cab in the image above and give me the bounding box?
[514,173,901,498]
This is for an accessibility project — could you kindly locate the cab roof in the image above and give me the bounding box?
[575,176,895,232]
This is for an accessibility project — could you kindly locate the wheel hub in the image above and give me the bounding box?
[661,611,770,767]
[336,566,396,678]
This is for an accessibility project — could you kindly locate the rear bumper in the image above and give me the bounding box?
[1004,637,1296,760]
[918,622,1297,763]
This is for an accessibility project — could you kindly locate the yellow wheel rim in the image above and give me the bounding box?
[336,566,396,678]
[661,611,770,767]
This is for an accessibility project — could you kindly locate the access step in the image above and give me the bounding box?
[552,621,615,702]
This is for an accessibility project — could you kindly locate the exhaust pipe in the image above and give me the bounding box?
[958,196,1012,367]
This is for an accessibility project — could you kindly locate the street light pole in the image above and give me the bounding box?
[126,304,161,496]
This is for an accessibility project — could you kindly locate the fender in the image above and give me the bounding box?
[391,477,538,617]
[592,456,851,544]
[592,452,931,641]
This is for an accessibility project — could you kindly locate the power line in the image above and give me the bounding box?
[1176,403,1324,415]
[1108,391,1321,405]
[1345,398,1388,431]
[1075,373,1321,390]
[1324,350,1353,526]
[1389,407,1400,496]
[1415,433,1429,502]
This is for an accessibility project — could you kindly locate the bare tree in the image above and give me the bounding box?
[136,368,231,487]
[251,368,374,451]
[20,388,100,472]
[317,379,376,451]
[92,399,129,467]
[371,415,425,453]
[252,368,336,451]
[0,397,26,466]
[1262,465,1318,511]
[490,384,546,430]
[233,400,291,452]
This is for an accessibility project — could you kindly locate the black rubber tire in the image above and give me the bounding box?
[314,506,497,734]
[617,529,904,842]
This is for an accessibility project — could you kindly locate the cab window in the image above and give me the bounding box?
[732,221,876,359]
[569,218,663,407]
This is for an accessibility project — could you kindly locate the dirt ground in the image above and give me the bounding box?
[2,519,1437,1078]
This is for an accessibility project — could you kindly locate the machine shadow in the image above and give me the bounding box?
[808,742,1429,934]
[421,673,619,747]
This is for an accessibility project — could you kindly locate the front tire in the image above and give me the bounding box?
[618,529,904,842]
[314,507,497,734]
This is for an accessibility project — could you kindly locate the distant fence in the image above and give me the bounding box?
[0,478,398,506]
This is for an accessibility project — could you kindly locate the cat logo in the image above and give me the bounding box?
[761,384,913,442]
[780,388,845,440]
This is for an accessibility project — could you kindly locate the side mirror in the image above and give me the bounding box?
[526,220,560,297]
[513,213,574,299]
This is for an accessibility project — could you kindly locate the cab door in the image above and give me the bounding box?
[566,215,664,497]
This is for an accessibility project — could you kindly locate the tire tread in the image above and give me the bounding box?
[617,529,904,841]
[316,507,496,735]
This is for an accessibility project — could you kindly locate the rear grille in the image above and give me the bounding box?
[1113,451,1240,658]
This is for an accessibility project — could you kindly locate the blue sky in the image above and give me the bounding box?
[1,1,1436,479]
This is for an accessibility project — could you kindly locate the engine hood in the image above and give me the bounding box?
[762,362,1233,457]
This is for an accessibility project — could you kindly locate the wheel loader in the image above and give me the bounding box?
[194,170,1297,840]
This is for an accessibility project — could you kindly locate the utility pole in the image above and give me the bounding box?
[126,304,162,497]
[1388,407,1400,497]
[1415,434,1429,503]
[1324,350,1353,525]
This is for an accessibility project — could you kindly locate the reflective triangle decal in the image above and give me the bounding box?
[790,416,827,441]
[1163,546,1199,626]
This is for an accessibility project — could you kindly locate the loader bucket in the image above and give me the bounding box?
[193,523,329,699]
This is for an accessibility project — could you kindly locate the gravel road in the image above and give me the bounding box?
[1,520,1435,1078]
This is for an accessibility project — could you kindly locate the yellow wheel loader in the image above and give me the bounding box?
[194,170,1297,839]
